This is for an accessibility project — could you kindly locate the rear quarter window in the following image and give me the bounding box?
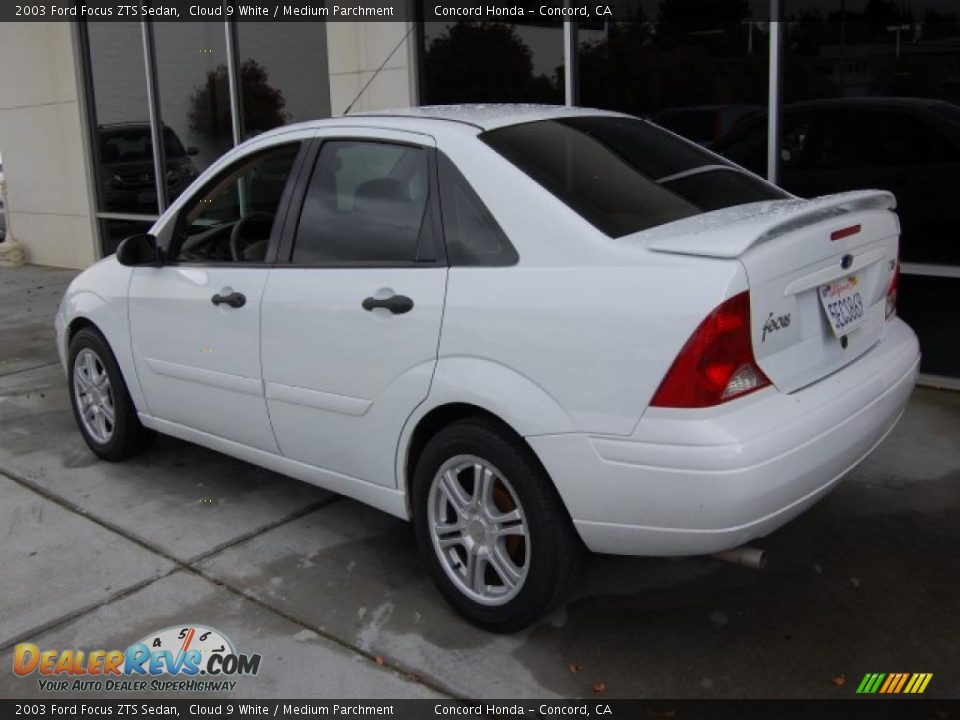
[482,116,787,238]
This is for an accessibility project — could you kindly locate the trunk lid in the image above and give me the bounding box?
[640,190,900,393]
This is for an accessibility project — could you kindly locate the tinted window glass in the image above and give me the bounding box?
[437,153,517,266]
[153,22,231,206]
[85,22,160,215]
[482,116,787,238]
[293,141,430,264]
[664,169,788,211]
[175,143,299,263]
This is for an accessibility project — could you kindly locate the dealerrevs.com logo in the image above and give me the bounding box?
[13,625,261,693]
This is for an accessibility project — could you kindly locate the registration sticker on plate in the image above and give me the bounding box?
[818,274,866,338]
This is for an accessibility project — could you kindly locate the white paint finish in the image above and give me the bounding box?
[140,415,407,520]
[56,257,148,414]
[642,190,901,393]
[55,106,923,563]
[437,262,743,436]
[639,190,895,258]
[531,319,919,555]
[370,103,624,131]
[128,265,279,453]
[782,247,886,295]
[261,267,447,486]
[264,382,372,417]
[144,357,263,397]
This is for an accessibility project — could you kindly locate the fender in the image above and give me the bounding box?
[395,355,577,498]
[58,260,150,416]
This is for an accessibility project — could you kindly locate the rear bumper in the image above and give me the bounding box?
[528,318,920,556]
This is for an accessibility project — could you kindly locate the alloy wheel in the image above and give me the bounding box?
[427,454,530,606]
[73,347,115,444]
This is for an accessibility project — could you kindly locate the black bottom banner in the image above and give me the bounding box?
[2,699,958,720]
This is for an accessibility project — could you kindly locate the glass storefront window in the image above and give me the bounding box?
[716,0,960,378]
[235,23,332,137]
[899,274,960,378]
[153,22,231,206]
[99,218,154,257]
[85,22,158,215]
[420,19,564,104]
[578,6,770,148]
[716,1,960,267]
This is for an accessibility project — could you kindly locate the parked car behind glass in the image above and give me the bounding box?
[713,97,960,267]
[98,123,198,213]
[652,104,764,147]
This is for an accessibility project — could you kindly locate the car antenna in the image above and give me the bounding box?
[341,23,416,116]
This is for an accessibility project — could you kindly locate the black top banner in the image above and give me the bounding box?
[0,1,784,23]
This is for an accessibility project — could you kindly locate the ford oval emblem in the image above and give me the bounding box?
[841,254,854,270]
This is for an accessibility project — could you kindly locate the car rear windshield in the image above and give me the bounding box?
[481,116,788,238]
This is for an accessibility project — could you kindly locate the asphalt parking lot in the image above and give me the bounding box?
[1,263,958,699]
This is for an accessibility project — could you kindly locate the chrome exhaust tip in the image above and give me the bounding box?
[712,545,767,570]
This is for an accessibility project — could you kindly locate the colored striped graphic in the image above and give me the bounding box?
[856,672,932,694]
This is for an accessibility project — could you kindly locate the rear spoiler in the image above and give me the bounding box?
[639,190,896,259]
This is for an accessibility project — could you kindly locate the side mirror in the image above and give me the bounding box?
[187,146,199,156]
[116,233,162,267]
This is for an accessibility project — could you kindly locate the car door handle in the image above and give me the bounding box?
[362,294,414,315]
[211,291,246,309]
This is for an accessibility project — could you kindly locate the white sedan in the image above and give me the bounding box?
[56,105,919,631]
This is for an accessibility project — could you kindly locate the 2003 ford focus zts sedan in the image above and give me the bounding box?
[56,105,920,631]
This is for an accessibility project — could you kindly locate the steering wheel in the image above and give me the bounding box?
[229,211,274,262]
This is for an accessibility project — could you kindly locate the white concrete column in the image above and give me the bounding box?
[0,22,98,268]
[326,19,417,115]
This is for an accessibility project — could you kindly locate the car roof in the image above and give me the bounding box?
[353,104,627,130]
[254,104,629,142]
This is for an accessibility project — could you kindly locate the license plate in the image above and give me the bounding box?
[818,274,866,338]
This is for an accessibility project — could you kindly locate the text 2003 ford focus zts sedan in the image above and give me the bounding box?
[56,105,919,631]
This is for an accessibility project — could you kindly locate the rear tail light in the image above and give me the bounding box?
[885,261,899,320]
[650,291,771,409]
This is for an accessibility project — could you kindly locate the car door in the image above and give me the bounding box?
[260,130,447,487]
[128,140,307,452]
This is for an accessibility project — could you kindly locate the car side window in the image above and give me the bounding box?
[291,140,431,264]
[173,143,300,263]
[437,153,518,266]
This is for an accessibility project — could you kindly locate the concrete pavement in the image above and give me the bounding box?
[0,264,958,699]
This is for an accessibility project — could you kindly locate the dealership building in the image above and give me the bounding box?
[0,1,957,383]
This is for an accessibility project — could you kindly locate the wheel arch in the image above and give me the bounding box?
[398,357,578,519]
[61,292,149,418]
[67,315,100,344]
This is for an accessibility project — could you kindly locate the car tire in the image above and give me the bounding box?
[412,417,583,632]
[68,326,154,461]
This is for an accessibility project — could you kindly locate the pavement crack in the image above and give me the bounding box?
[185,494,343,566]
[0,361,60,378]
[0,566,181,651]
[185,562,461,700]
[0,466,454,698]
